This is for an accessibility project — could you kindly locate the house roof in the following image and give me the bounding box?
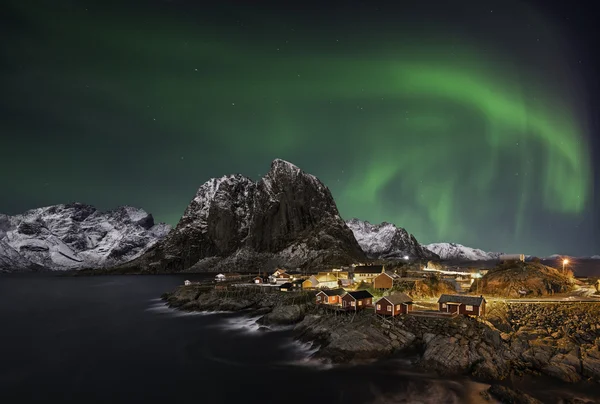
[316,274,338,282]
[279,282,293,288]
[345,290,374,300]
[318,288,346,296]
[303,275,319,284]
[353,265,384,274]
[376,271,398,279]
[438,294,486,306]
[378,293,413,305]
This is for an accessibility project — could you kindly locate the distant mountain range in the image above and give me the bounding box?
[424,242,502,261]
[345,219,437,261]
[0,204,170,272]
[2,160,597,273]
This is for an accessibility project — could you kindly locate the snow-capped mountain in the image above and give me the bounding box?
[0,204,171,272]
[124,159,366,273]
[345,219,437,260]
[424,242,501,261]
[591,255,600,259]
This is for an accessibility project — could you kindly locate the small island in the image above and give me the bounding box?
[163,260,600,402]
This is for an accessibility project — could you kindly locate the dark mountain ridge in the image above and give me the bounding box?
[123,159,366,273]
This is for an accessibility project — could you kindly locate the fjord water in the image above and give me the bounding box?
[0,275,593,404]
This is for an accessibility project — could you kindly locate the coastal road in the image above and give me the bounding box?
[487,297,600,304]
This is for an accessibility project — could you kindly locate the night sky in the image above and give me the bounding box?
[1,0,598,256]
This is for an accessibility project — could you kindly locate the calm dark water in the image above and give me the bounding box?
[0,274,596,404]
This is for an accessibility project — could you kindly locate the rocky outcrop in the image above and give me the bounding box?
[474,262,574,297]
[127,159,366,273]
[0,204,170,271]
[487,302,600,383]
[346,219,438,261]
[164,285,600,387]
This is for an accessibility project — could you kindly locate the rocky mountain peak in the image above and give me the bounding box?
[345,218,437,260]
[0,204,171,272]
[127,159,365,272]
[424,242,501,261]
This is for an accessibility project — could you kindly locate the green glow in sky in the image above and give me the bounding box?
[1,1,594,256]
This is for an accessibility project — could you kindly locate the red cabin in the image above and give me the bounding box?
[438,294,486,317]
[315,288,345,305]
[375,293,413,316]
[341,290,373,310]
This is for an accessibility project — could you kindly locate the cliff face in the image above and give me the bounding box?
[129,159,366,272]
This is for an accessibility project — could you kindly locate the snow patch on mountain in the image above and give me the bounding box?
[346,219,437,260]
[424,242,501,261]
[0,203,171,271]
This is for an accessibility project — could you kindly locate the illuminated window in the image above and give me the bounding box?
[317,296,321,301]
[351,301,356,307]
[442,303,447,308]
[387,306,392,312]
[396,305,400,310]
[376,304,381,310]
[466,305,474,311]
[358,301,362,306]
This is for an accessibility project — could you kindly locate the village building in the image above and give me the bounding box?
[341,290,374,310]
[315,288,345,305]
[318,271,349,280]
[302,275,320,289]
[279,282,294,292]
[224,273,241,281]
[215,274,226,282]
[269,271,292,284]
[438,294,487,317]
[184,280,191,286]
[339,279,353,288]
[373,271,399,289]
[352,265,385,283]
[315,273,339,288]
[253,276,267,284]
[291,278,305,289]
[375,293,413,316]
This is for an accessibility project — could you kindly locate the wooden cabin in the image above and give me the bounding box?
[279,282,294,292]
[352,265,385,283]
[315,288,345,305]
[341,290,374,310]
[438,294,487,317]
[375,293,413,316]
[253,276,266,284]
[373,271,399,289]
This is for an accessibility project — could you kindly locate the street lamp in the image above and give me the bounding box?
[403,256,409,260]
[562,259,569,273]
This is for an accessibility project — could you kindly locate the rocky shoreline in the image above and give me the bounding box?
[163,285,600,402]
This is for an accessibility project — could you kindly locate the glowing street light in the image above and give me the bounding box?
[403,256,409,260]
[562,259,569,273]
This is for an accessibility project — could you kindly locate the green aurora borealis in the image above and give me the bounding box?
[1,1,598,256]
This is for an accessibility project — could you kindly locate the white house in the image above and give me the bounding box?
[184,280,191,286]
[215,274,226,282]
